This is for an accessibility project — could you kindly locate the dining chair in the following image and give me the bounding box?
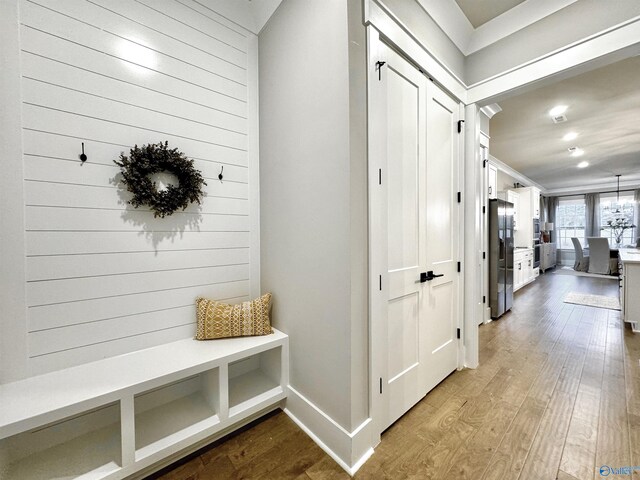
[571,237,589,272]
[587,237,616,275]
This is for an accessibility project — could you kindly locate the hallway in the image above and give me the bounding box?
[155,272,637,479]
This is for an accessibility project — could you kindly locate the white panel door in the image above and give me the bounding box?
[372,44,461,432]
[423,81,460,393]
[383,46,428,429]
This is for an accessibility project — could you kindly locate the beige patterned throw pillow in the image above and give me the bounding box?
[195,293,273,340]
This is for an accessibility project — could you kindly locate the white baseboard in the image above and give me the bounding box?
[283,385,374,476]
[484,306,492,324]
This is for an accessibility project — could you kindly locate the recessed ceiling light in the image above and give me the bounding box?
[549,105,568,117]
[577,161,589,168]
[563,132,578,141]
[568,147,584,157]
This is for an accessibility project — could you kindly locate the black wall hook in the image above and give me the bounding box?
[79,142,87,163]
[218,165,224,182]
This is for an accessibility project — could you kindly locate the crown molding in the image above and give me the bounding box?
[467,0,578,54]
[416,0,578,56]
[488,154,546,193]
[544,180,640,197]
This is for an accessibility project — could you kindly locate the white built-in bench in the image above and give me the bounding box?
[0,329,288,479]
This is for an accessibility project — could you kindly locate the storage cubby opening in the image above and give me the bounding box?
[134,369,220,460]
[0,403,121,480]
[228,347,282,416]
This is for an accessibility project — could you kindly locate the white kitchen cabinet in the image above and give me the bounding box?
[514,248,535,292]
[514,186,541,246]
[620,249,640,333]
[507,190,519,231]
[532,187,541,219]
[488,164,497,200]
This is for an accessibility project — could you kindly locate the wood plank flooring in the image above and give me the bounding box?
[152,271,639,479]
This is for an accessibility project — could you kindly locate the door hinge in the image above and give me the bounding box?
[378,168,382,185]
[379,377,383,394]
[457,192,461,203]
[483,252,486,260]
[379,274,382,291]
[456,328,461,339]
[483,159,488,168]
[483,295,486,304]
[375,61,386,81]
[457,120,465,133]
[457,262,461,272]
[483,206,486,214]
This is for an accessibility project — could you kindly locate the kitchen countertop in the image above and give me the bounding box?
[620,248,640,264]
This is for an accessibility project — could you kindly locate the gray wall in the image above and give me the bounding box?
[259,0,367,431]
[465,0,640,85]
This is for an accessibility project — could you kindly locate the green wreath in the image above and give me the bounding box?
[114,141,207,218]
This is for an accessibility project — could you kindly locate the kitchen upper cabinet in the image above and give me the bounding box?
[507,190,519,231]
[532,187,541,219]
[514,186,541,247]
[488,164,497,200]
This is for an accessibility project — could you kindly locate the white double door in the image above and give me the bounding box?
[373,44,461,431]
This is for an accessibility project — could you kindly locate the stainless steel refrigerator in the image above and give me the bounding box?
[489,199,514,319]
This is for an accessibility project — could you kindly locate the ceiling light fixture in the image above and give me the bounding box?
[563,132,578,141]
[577,161,589,168]
[568,147,584,157]
[549,105,568,117]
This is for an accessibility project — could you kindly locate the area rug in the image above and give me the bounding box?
[553,266,618,280]
[563,292,620,310]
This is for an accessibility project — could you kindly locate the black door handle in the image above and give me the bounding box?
[420,271,444,282]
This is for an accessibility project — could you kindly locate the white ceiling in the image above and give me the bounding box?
[490,56,640,193]
[454,0,524,28]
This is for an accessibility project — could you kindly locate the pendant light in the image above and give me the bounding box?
[614,174,622,214]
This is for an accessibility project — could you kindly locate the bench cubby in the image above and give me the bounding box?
[0,402,121,480]
[229,347,282,418]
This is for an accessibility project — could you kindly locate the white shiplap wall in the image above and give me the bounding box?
[18,0,258,374]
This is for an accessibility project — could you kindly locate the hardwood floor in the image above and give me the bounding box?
[152,271,639,479]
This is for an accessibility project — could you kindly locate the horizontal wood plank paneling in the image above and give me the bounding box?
[98,0,248,55]
[29,281,251,331]
[21,54,248,134]
[23,79,247,150]
[18,0,256,373]
[35,0,248,76]
[24,182,249,214]
[27,264,250,306]
[22,149,248,188]
[20,32,247,123]
[26,248,250,281]
[21,1,247,103]
[27,231,250,256]
[29,306,199,356]
[25,206,250,232]
[139,0,249,47]
[22,103,247,165]
[28,324,198,373]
